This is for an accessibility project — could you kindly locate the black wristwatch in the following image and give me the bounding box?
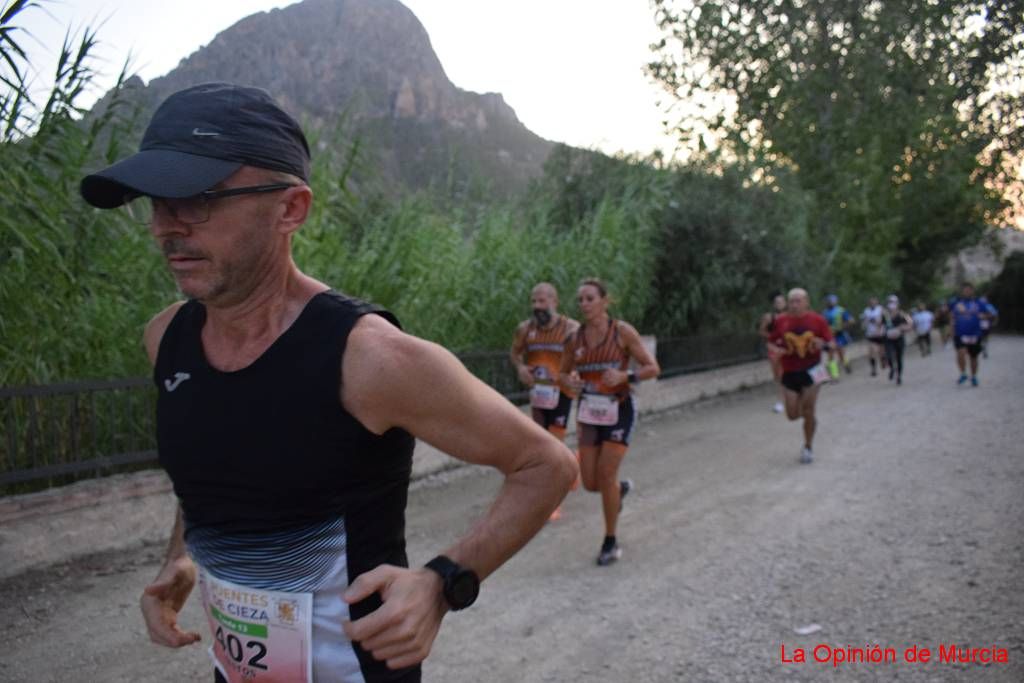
[424,555,479,611]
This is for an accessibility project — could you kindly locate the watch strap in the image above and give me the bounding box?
[424,555,478,611]
[424,555,459,581]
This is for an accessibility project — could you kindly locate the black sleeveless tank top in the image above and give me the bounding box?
[155,290,419,681]
[154,289,414,540]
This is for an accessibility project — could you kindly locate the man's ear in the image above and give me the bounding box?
[277,185,314,235]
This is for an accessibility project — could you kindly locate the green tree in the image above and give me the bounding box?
[648,0,1023,299]
[644,163,816,336]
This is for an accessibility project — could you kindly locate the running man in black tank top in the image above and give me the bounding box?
[511,283,581,521]
[559,279,660,566]
[79,83,577,683]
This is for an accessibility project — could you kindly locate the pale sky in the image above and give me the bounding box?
[14,0,682,158]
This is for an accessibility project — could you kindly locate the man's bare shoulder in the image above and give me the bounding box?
[143,301,187,366]
[347,312,419,364]
[510,319,533,349]
[344,313,463,434]
[345,313,455,394]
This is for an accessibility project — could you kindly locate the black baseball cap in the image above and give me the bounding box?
[80,82,311,208]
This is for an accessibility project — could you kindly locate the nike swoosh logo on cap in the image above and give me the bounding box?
[192,128,221,137]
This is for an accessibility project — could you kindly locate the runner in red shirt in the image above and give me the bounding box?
[767,288,835,464]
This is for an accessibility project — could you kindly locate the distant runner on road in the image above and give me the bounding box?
[935,302,952,348]
[767,288,835,464]
[950,282,995,387]
[860,296,886,377]
[978,296,998,359]
[758,291,788,414]
[511,283,580,521]
[822,294,854,375]
[882,295,913,385]
[912,302,934,357]
[560,278,660,566]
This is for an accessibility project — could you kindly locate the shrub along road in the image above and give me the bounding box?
[1,338,1021,682]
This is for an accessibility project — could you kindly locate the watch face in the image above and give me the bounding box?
[448,570,479,609]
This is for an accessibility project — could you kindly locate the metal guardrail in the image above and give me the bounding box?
[656,334,764,378]
[0,377,157,494]
[457,350,529,405]
[0,334,763,495]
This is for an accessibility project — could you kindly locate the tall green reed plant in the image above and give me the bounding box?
[293,141,664,351]
[1,0,166,385]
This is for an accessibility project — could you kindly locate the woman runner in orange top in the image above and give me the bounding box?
[560,278,660,566]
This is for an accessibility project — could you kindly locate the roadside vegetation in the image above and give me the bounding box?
[2,0,1020,385]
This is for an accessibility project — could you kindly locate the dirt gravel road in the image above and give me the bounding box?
[1,337,1021,682]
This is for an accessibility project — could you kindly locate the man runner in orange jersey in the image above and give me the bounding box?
[511,283,581,520]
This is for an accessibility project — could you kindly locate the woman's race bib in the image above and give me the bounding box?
[529,383,560,410]
[959,335,979,345]
[199,568,313,683]
[578,393,619,426]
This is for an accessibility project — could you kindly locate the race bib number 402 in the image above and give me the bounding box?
[199,568,313,683]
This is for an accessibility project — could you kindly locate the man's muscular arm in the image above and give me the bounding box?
[341,314,577,669]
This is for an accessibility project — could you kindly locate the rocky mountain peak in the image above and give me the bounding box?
[112,0,551,194]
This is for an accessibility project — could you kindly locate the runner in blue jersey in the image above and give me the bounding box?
[949,282,996,387]
[822,294,854,374]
